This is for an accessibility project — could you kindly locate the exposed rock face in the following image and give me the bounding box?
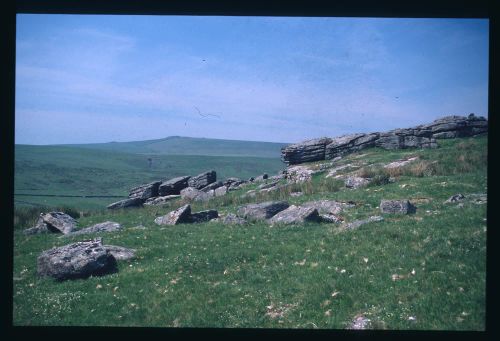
[188,170,216,190]
[344,216,384,230]
[128,181,161,200]
[268,205,320,225]
[222,213,247,225]
[62,221,122,237]
[191,210,218,223]
[24,212,78,235]
[280,137,332,165]
[158,176,191,196]
[284,165,318,183]
[345,176,370,189]
[282,114,487,165]
[180,187,213,202]
[104,245,136,261]
[107,198,143,210]
[144,195,181,206]
[380,200,416,214]
[237,201,290,221]
[154,204,192,225]
[37,238,117,281]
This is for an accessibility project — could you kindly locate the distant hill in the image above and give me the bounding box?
[58,136,289,158]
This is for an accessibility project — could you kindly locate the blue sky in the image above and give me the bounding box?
[15,15,489,144]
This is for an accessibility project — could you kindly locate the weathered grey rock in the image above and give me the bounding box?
[62,221,122,237]
[158,176,191,196]
[200,181,224,192]
[444,193,465,203]
[214,185,228,197]
[237,201,290,221]
[37,238,117,281]
[325,133,378,159]
[191,210,218,223]
[188,170,216,190]
[302,200,347,215]
[143,195,181,206]
[128,181,161,200]
[380,200,416,214]
[285,165,317,183]
[104,245,136,261]
[224,177,244,186]
[468,193,487,204]
[258,181,280,190]
[107,197,143,210]
[319,213,343,223]
[24,212,78,235]
[154,204,192,225]
[290,191,303,197]
[281,137,333,165]
[180,187,213,202]
[268,205,320,225]
[344,216,384,230]
[345,176,370,189]
[222,213,247,225]
[348,315,372,330]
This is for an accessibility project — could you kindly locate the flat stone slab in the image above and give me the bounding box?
[144,195,181,206]
[237,201,290,221]
[268,205,320,225]
[24,212,78,235]
[107,197,143,210]
[154,204,192,225]
[344,216,384,230]
[380,200,416,214]
[104,245,136,261]
[62,221,123,237]
[158,176,191,196]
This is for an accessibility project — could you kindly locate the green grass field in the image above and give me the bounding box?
[12,136,487,330]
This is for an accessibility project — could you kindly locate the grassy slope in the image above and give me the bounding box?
[58,136,289,158]
[12,136,487,330]
[14,145,285,209]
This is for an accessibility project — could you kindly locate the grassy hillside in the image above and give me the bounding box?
[58,136,289,158]
[12,136,487,330]
[15,145,285,209]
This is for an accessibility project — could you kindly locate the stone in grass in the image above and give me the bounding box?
[319,213,343,224]
[348,315,371,330]
[62,221,122,237]
[180,187,213,202]
[190,210,219,223]
[104,245,136,261]
[154,204,192,225]
[37,238,117,281]
[107,197,143,210]
[24,212,78,235]
[268,205,321,225]
[345,176,371,189]
[237,201,290,221]
[214,185,228,197]
[444,193,465,203]
[222,214,247,225]
[380,199,416,214]
[344,216,384,230]
[144,195,181,206]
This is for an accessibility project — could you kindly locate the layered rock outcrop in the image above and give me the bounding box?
[281,114,487,165]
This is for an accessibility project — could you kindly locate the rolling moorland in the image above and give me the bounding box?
[12,132,487,329]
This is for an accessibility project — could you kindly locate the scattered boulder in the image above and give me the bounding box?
[158,176,191,196]
[188,170,217,190]
[154,204,192,225]
[128,181,161,200]
[444,193,465,203]
[180,187,213,202]
[237,201,290,221]
[384,157,419,169]
[200,181,224,192]
[144,195,181,206]
[222,213,247,225]
[191,210,219,223]
[345,176,370,189]
[268,205,320,225]
[344,216,384,230]
[301,200,350,215]
[258,181,280,190]
[24,212,77,235]
[104,245,136,261]
[348,315,371,330]
[107,197,143,210]
[285,165,317,183]
[37,238,117,281]
[380,200,416,214]
[62,221,122,237]
[319,213,343,223]
[214,185,228,197]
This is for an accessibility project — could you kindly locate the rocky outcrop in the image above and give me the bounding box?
[200,181,224,192]
[180,187,213,202]
[24,212,77,235]
[37,238,118,281]
[268,205,321,225]
[214,186,228,197]
[188,170,216,190]
[62,221,122,237]
[128,181,161,200]
[237,201,290,221]
[144,195,181,206]
[154,204,192,225]
[107,197,143,210]
[380,200,416,214]
[158,176,191,196]
[282,114,487,165]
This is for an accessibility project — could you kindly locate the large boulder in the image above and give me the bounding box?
[345,176,370,189]
[24,212,77,235]
[191,210,219,223]
[154,204,192,225]
[325,133,378,160]
[180,187,213,202]
[301,200,349,215]
[107,197,143,210]
[268,205,320,225]
[37,238,117,281]
[158,176,191,196]
[214,185,228,197]
[128,181,162,200]
[281,137,332,165]
[200,181,224,192]
[380,200,416,214]
[62,221,123,237]
[104,245,136,261]
[236,201,290,221]
[188,170,217,190]
[143,195,181,206]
